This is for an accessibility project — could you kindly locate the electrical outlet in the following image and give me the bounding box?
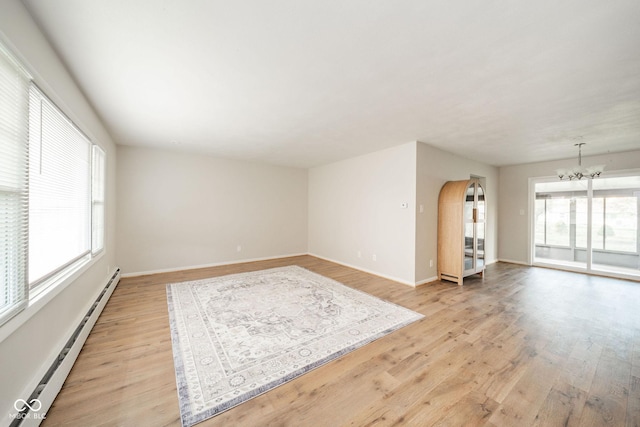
[419,204,424,213]
[430,259,433,267]
[372,254,377,262]
[236,245,242,252]
[357,251,362,258]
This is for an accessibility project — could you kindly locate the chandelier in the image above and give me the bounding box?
[556,143,604,180]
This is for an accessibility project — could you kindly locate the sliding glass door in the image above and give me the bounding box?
[534,180,588,269]
[533,173,640,279]
[591,176,639,275]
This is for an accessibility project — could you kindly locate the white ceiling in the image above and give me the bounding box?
[22,0,640,168]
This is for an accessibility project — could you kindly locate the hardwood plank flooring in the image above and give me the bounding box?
[42,256,640,426]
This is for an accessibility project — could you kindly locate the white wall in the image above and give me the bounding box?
[498,149,640,264]
[307,141,499,286]
[116,146,308,274]
[0,0,118,419]
[416,142,499,283]
[308,142,417,284]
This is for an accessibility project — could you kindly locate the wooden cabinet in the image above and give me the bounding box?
[438,179,486,285]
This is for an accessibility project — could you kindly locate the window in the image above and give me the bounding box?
[29,86,92,287]
[534,199,546,245]
[576,196,637,253]
[0,43,30,326]
[92,145,106,254]
[603,197,637,252]
[533,175,640,277]
[0,39,106,326]
[534,198,571,246]
[575,196,588,249]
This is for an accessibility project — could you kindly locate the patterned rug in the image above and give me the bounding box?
[166,265,423,426]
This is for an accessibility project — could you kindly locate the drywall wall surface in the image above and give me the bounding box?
[0,0,118,420]
[116,146,308,273]
[308,142,417,284]
[498,149,640,264]
[415,142,499,283]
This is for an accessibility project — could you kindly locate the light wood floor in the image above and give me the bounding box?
[43,256,640,426]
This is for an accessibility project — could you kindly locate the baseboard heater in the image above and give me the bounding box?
[11,268,121,427]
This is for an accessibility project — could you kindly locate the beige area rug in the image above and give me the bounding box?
[166,265,423,427]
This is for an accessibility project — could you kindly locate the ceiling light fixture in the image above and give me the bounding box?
[556,143,604,180]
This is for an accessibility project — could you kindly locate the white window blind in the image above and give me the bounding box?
[28,85,91,287]
[92,145,105,254]
[0,42,30,326]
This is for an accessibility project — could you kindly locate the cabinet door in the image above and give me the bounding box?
[463,182,475,273]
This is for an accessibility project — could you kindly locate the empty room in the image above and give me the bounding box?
[1,1,640,426]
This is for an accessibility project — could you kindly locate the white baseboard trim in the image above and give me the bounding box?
[14,268,120,427]
[415,276,439,286]
[122,252,438,288]
[307,253,417,287]
[120,253,309,278]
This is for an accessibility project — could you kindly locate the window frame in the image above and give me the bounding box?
[0,39,107,334]
[575,194,638,253]
[91,145,106,255]
[28,83,96,291]
[534,197,572,248]
[0,41,30,328]
[531,170,640,281]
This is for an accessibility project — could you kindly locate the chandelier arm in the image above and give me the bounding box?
[557,142,602,181]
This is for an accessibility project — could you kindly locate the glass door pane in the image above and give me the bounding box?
[545,198,571,246]
[534,180,587,269]
[591,176,640,276]
[464,183,474,222]
[464,183,475,272]
[476,183,485,271]
[464,223,474,271]
[604,197,637,252]
[535,199,546,244]
[476,223,485,270]
[591,198,604,250]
